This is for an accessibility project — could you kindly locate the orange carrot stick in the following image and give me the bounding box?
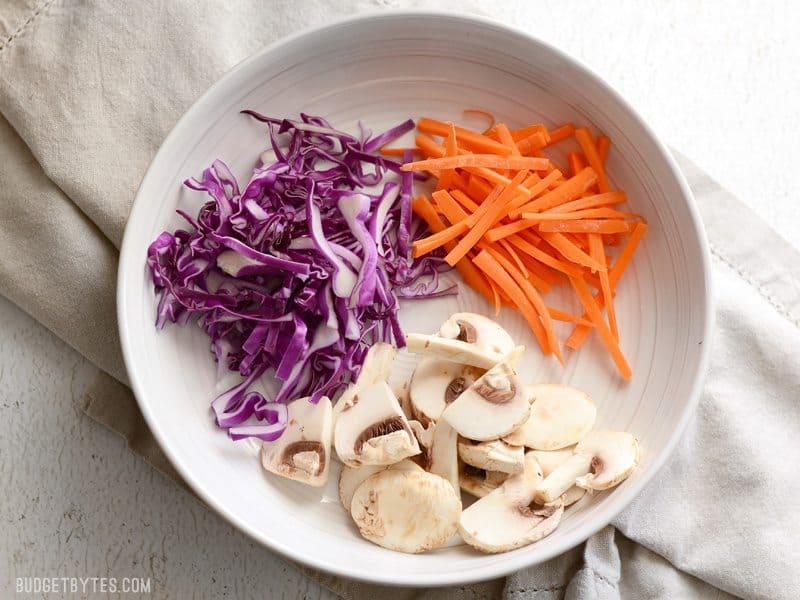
[445,170,530,266]
[417,117,512,155]
[379,147,419,156]
[545,123,575,146]
[481,249,564,364]
[510,167,598,216]
[540,232,606,271]
[473,250,551,356]
[521,208,633,221]
[506,170,563,213]
[506,234,584,278]
[575,127,611,193]
[545,191,627,213]
[411,196,494,302]
[566,223,648,349]
[568,152,587,177]
[538,220,632,234]
[589,233,619,340]
[597,135,611,164]
[401,154,549,172]
[568,275,631,379]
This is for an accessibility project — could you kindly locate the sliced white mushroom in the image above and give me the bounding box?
[332,342,396,422]
[458,438,525,475]
[260,396,333,487]
[459,453,563,553]
[441,354,530,441]
[350,468,461,553]
[534,431,639,504]
[503,384,597,450]
[409,420,460,493]
[338,459,422,512]
[405,334,505,370]
[530,448,586,506]
[334,381,420,467]
[408,357,483,425]
[459,464,509,498]
[438,313,516,354]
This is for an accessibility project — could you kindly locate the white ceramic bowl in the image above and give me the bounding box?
[118,11,712,587]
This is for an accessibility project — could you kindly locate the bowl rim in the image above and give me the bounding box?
[117,9,713,587]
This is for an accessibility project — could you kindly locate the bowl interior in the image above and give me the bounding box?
[118,13,710,586]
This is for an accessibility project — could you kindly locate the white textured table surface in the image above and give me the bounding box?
[2,3,798,598]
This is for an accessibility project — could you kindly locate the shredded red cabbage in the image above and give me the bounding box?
[147,113,454,441]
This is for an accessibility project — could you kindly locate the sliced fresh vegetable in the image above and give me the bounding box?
[147,113,454,441]
[400,117,645,378]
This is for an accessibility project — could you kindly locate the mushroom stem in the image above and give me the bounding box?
[534,453,592,504]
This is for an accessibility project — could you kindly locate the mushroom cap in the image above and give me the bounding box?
[503,384,597,450]
[438,313,516,356]
[350,469,461,553]
[261,396,333,487]
[334,381,420,467]
[574,430,639,491]
[338,459,422,512]
[332,342,396,422]
[409,357,483,425]
[458,453,564,553]
[441,356,530,441]
[458,438,525,474]
[459,464,508,498]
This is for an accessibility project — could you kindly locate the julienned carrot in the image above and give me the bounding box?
[495,124,521,156]
[417,117,512,155]
[589,233,618,340]
[575,127,610,193]
[510,167,598,216]
[412,195,496,304]
[506,170,563,213]
[405,117,646,378]
[565,222,648,350]
[569,275,631,379]
[521,207,633,221]
[545,123,575,145]
[450,189,480,213]
[509,123,549,142]
[481,248,564,365]
[517,131,550,155]
[506,234,584,278]
[546,191,627,213]
[548,308,593,327]
[485,219,539,243]
[435,188,551,294]
[444,170,529,266]
[473,250,551,357]
[412,183,504,257]
[568,152,587,177]
[540,232,606,272]
[597,135,611,164]
[379,147,419,156]
[401,154,549,172]
[537,220,633,234]
[415,134,536,196]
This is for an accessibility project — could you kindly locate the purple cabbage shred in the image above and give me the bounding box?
[146,112,454,441]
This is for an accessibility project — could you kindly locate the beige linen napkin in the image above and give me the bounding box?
[3,2,799,598]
